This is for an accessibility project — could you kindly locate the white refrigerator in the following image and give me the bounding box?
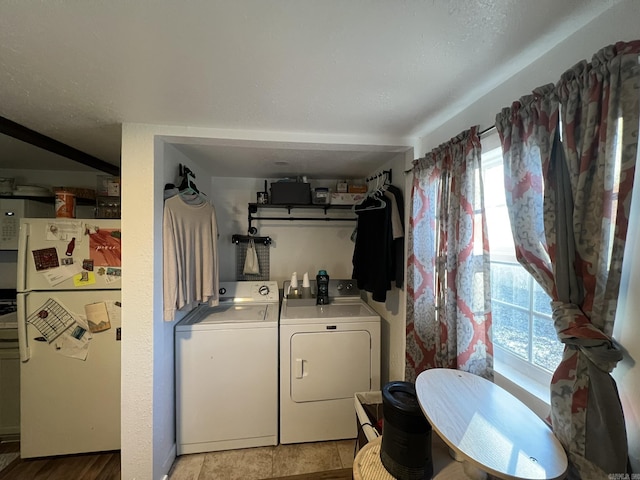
[16,218,121,458]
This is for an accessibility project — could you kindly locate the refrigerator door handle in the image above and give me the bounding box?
[17,221,29,292]
[17,293,30,362]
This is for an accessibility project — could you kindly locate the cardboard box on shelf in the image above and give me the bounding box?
[348,184,367,193]
[97,176,121,197]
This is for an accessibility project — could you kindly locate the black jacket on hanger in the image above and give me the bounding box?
[352,194,393,302]
[386,184,404,289]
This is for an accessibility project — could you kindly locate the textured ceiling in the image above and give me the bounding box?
[0,0,621,177]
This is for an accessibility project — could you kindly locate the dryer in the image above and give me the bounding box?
[279,279,380,444]
[175,281,279,455]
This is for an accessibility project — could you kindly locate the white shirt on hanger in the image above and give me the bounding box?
[163,194,219,321]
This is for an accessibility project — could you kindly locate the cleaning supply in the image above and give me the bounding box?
[316,270,329,305]
[289,272,300,298]
[301,272,312,299]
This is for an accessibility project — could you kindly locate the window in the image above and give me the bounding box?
[481,142,563,383]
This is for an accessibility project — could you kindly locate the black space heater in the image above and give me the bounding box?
[380,381,433,480]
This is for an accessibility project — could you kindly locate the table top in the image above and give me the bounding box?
[415,368,568,480]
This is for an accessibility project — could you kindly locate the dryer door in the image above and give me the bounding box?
[290,330,371,402]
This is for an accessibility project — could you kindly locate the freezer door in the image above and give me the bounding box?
[18,218,121,291]
[18,289,121,458]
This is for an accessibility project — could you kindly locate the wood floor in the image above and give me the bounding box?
[0,442,120,480]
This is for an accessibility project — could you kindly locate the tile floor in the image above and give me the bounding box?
[168,439,356,480]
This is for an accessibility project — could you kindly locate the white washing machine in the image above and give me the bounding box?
[279,279,380,444]
[175,281,279,455]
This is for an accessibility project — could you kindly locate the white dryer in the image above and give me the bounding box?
[279,279,380,444]
[175,281,279,455]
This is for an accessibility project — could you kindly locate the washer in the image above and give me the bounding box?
[175,281,279,455]
[279,279,380,444]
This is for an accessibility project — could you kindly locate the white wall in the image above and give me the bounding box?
[121,124,161,480]
[415,0,640,470]
[210,177,357,283]
[361,151,410,385]
[613,136,640,473]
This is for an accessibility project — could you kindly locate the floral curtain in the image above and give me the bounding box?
[496,41,640,478]
[406,126,492,382]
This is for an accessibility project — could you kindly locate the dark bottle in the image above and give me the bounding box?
[66,237,76,256]
[316,270,330,305]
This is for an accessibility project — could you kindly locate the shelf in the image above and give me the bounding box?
[1,195,96,206]
[247,202,356,234]
[249,202,353,213]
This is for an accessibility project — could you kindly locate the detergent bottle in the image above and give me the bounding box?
[316,270,330,305]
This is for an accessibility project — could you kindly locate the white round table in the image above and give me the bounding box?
[415,368,568,480]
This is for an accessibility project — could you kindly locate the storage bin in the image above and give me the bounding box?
[96,196,121,218]
[270,182,311,205]
[355,391,383,452]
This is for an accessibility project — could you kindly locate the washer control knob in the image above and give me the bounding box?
[219,287,226,295]
[258,285,270,296]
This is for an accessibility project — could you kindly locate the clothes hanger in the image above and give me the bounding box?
[178,166,207,204]
[353,175,387,212]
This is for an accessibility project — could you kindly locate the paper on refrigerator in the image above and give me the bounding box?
[85,302,111,333]
[52,315,92,361]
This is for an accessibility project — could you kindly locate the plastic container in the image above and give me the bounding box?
[55,191,76,218]
[96,196,121,219]
[312,187,331,205]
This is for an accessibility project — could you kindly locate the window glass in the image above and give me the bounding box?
[482,140,562,378]
[491,302,529,359]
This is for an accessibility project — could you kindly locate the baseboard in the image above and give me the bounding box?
[159,443,177,480]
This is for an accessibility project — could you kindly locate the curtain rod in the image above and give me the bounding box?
[403,124,497,174]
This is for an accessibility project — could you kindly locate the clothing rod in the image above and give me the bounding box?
[251,216,356,222]
[404,125,498,174]
[365,169,392,184]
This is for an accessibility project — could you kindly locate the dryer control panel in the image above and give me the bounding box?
[331,279,360,298]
